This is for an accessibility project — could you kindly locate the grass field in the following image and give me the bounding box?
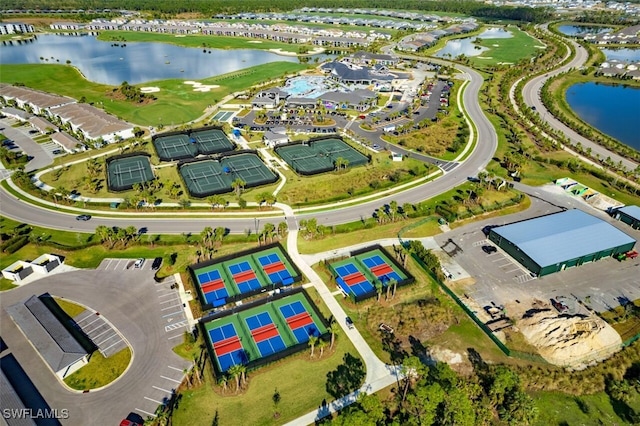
[0,62,308,126]
[63,347,132,390]
[468,26,545,68]
[53,297,86,318]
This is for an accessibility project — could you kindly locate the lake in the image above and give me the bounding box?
[566,82,640,150]
[435,27,513,59]
[0,34,333,85]
[601,48,640,63]
[557,25,612,36]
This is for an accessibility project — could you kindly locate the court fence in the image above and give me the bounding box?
[199,286,330,379]
[190,242,303,311]
[326,244,415,303]
[152,126,235,161]
[105,152,154,192]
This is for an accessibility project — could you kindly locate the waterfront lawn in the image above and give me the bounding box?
[468,26,544,68]
[0,62,308,126]
[97,31,301,53]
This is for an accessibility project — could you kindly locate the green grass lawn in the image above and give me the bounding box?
[53,297,86,318]
[0,62,308,126]
[0,278,18,291]
[532,390,639,426]
[63,347,132,390]
[468,26,544,68]
[171,330,361,426]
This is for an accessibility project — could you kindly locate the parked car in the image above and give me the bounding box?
[482,245,497,254]
[75,214,91,221]
[120,413,144,426]
[345,316,354,329]
[133,258,145,269]
[151,257,162,270]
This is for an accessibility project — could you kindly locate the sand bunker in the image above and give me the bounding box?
[518,310,621,368]
[247,40,263,44]
[140,87,160,93]
[183,81,220,92]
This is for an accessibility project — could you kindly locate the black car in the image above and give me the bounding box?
[151,257,162,270]
[345,316,354,329]
[482,245,497,254]
[75,214,91,221]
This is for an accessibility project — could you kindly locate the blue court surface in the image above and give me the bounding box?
[198,270,220,283]
[237,278,261,294]
[204,287,229,305]
[245,312,273,330]
[361,255,384,268]
[279,301,305,318]
[335,263,358,277]
[279,301,320,343]
[258,253,281,266]
[256,335,286,356]
[362,255,403,283]
[209,323,236,343]
[229,261,251,275]
[209,323,245,371]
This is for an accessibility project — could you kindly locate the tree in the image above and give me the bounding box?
[375,279,383,303]
[317,338,328,358]
[277,221,288,238]
[231,178,246,198]
[272,388,281,418]
[328,319,340,350]
[325,353,365,399]
[308,335,318,358]
[228,365,242,393]
[262,222,276,244]
[389,278,398,299]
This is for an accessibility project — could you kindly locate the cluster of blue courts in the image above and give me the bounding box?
[361,255,403,283]
[209,323,245,372]
[258,253,294,285]
[334,263,374,297]
[245,312,286,357]
[229,261,262,294]
[279,301,319,343]
[198,270,229,306]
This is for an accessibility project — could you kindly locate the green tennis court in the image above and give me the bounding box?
[275,138,369,175]
[153,134,198,161]
[106,155,154,191]
[179,153,277,197]
[211,111,234,122]
[191,128,235,155]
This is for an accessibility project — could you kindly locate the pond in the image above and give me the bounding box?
[566,82,640,150]
[0,34,334,86]
[435,27,513,59]
[601,48,640,63]
[557,25,612,36]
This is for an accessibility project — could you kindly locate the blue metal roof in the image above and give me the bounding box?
[619,205,640,221]
[493,209,636,268]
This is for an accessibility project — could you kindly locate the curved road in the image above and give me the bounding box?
[521,34,638,172]
[0,66,496,234]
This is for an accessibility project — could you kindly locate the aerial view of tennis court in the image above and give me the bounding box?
[203,290,327,375]
[328,246,414,301]
[106,154,155,191]
[191,244,301,308]
[152,127,235,161]
[211,110,235,122]
[179,153,277,197]
[274,137,369,175]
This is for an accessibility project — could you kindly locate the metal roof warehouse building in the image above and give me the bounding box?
[488,209,636,277]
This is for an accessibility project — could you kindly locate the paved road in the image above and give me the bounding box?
[520,34,638,172]
[0,269,191,425]
[0,62,496,235]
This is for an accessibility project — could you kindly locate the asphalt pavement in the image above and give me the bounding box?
[0,118,54,172]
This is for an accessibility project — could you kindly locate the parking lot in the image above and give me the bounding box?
[435,195,640,318]
[73,309,128,358]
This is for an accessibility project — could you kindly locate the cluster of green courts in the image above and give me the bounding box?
[153,128,235,161]
[328,247,414,301]
[204,291,327,373]
[274,137,369,175]
[179,153,278,197]
[106,154,155,191]
[192,245,301,308]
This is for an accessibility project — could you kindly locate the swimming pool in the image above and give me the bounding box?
[282,76,331,99]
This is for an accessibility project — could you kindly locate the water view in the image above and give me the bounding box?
[0,34,332,85]
[558,25,612,36]
[435,27,512,59]
[566,82,640,150]
[601,48,640,63]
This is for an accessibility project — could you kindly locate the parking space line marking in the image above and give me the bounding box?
[135,408,156,418]
[168,334,184,340]
[162,304,182,311]
[101,339,125,352]
[162,311,183,318]
[91,328,113,339]
[158,292,174,297]
[81,316,103,328]
[76,312,95,322]
[161,375,182,384]
[153,385,173,393]
[168,366,184,372]
[145,396,164,405]
[159,298,178,304]
[84,324,108,335]
[96,333,119,345]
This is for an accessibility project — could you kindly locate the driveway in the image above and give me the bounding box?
[0,118,54,172]
[0,267,191,424]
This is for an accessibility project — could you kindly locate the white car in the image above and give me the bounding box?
[134,258,145,269]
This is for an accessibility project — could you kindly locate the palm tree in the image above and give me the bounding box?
[264,193,276,208]
[308,335,318,358]
[238,364,247,387]
[277,221,288,238]
[328,320,339,350]
[375,280,383,303]
[95,225,111,244]
[228,365,242,393]
[231,178,246,198]
[317,338,328,358]
[262,223,276,244]
[389,278,398,299]
[218,375,228,393]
